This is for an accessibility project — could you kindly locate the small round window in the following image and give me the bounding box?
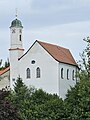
[31,60,35,64]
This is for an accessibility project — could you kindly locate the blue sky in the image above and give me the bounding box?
[0,0,90,62]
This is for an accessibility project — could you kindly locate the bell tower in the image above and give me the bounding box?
[9,15,24,89]
[10,15,24,57]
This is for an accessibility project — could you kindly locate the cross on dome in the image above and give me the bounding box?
[10,9,23,28]
[15,8,18,18]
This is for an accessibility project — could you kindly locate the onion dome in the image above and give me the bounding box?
[10,18,23,28]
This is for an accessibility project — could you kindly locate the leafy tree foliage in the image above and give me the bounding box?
[8,78,65,120]
[64,39,90,120]
[25,89,65,120]
[64,77,90,120]
[0,90,22,120]
[78,37,90,78]
[32,94,65,120]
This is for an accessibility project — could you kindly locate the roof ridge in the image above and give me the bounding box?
[38,40,68,50]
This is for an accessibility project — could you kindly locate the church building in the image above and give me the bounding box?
[0,17,78,98]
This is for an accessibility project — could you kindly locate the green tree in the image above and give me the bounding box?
[8,78,65,120]
[19,89,65,120]
[64,38,90,120]
[64,77,90,120]
[25,89,65,120]
[33,94,65,120]
[14,76,28,94]
[8,77,32,108]
[4,58,10,68]
[0,90,22,120]
[8,77,35,120]
[79,37,90,78]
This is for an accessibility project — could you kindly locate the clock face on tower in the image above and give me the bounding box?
[12,29,16,33]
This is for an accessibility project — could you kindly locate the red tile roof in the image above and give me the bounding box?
[37,41,77,66]
[19,40,77,66]
[0,66,10,75]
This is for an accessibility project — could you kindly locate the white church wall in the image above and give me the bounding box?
[10,50,19,88]
[0,71,10,90]
[19,42,59,95]
[59,62,77,99]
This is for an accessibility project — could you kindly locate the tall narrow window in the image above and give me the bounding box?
[61,68,64,79]
[72,70,74,80]
[36,67,40,78]
[19,35,21,41]
[26,68,30,79]
[67,69,69,80]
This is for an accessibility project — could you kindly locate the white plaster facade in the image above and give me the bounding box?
[19,42,59,95]
[59,63,77,98]
[7,17,78,98]
[18,42,77,98]
[0,69,10,90]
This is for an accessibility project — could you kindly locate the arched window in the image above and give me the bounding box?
[72,70,74,80]
[67,69,69,80]
[26,68,30,79]
[61,68,64,79]
[36,67,40,78]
